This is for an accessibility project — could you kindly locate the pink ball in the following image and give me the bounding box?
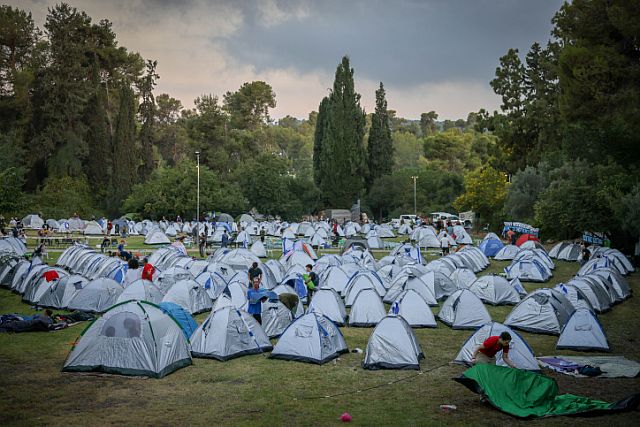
[340,412,352,422]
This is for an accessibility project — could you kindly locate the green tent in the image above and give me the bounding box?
[455,364,639,418]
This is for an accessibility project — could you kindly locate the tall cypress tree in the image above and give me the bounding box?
[110,84,137,213]
[366,82,393,190]
[138,59,158,181]
[84,86,112,192]
[313,96,329,187]
[318,56,366,207]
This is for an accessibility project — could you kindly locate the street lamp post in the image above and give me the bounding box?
[411,176,418,217]
[195,151,200,250]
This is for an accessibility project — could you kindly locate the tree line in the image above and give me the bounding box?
[1,1,638,251]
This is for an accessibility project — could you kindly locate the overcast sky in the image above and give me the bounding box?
[11,0,564,119]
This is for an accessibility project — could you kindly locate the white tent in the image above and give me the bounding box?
[38,274,89,309]
[348,289,386,327]
[556,308,609,352]
[83,221,104,235]
[269,312,348,364]
[162,279,212,315]
[250,240,268,258]
[307,288,347,326]
[62,300,192,377]
[504,288,575,335]
[362,315,424,370]
[67,277,124,313]
[453,322,539,370]
[144,228,171,245]
[468,275,521,305]
[389,289,437,328]
[261,300,294,338]
[438,289,491,329]
[449,268,477,289]
[116,279,165,304]
[190,306,272,360]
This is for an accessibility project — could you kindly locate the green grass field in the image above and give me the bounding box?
[1,239,638,426]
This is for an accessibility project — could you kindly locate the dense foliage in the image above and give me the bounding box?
[1,1,639,251]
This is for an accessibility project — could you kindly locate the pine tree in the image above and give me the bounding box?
[317,56,366,207]
[84,86,112,192]
[366,82,393,190]
[138,59,158,181]
[111,84,138,213]
[313,96,329,187]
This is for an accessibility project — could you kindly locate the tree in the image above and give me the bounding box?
[122,161,247,219]
[30,175,98,219]
[366,82,393,189]
[419,111,438,136]
[315,56,367,206]
[137,59,159,181]
[454,166,508,228]
[111,84,138,213]
[313,97,329,187]
[223,81,276,130]
[503,164,549,223]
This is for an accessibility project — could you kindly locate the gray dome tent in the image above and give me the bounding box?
[438,289,491,329]
[162,279,212,315]
[504,259,552,282]
[190,306,272,360]
[269,312,348,364]
[389,289,437,328]
[453,322,539,371]
[67,277,124,313]
[363,315,424,370]
[63,300,192,378]
[116,279,165,304]
[38,274,90,309]
[494,245,520,260]
[307,288,347,326]
[468,275,521,305]
[504,288,575,335]
[348,288,387,327]
[556,308,609,352]
[261,300,294,338]
[144,228,171,245]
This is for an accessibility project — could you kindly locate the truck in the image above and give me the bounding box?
[391,214,420,227]
[458,211,475,227]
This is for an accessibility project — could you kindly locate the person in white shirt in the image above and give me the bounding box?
[441,232,451,256]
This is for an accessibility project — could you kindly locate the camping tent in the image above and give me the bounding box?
[504,259,552,282]
[307,288,347,326]
[362,315,424,370]
[449,268,477,289]
[62,300,192,378]
[190,306,272,360]
[453,322,539,370]
[144,228,171,245]
[494,245,520,261]
[83,221,104,235]
[159,302,198,339]
[21,214,44,229]
[479,238,504,257]
[468,275,521,305]
[504,288,575,335]
[269,312,348,364]
[67,277,124,313]
[162,279,212,315]
[389,289,437,328]
[438,290,491,329]
[556,308,609,352]
[116,279,165,304]
[348,289,386,327]
[261,300,294,338]
[38,274,89,309]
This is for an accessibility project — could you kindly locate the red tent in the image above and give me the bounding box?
[515,233,540,247]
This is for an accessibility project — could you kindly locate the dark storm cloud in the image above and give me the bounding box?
[229,0,563,86]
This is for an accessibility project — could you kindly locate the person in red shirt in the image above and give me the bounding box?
[471,332,516,368]
[141,259,155,281]
[42,270,60,282]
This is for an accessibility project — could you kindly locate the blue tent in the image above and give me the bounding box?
[480,238,504,257]
[159,302,198,339]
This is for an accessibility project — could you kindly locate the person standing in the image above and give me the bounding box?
[125,258,142,285]
[247,276,266,324]
[141,258,156,281]
[303,264,318,302]
[260,227,266,243]
[471,332,516,368]
[248,262,263,284]
[221,230,229,248]
[441,232,450,256]
[580,243,591,266]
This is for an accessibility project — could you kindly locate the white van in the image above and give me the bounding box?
[392,214,420,227]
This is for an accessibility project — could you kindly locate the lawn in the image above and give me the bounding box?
[1,241,638,426]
